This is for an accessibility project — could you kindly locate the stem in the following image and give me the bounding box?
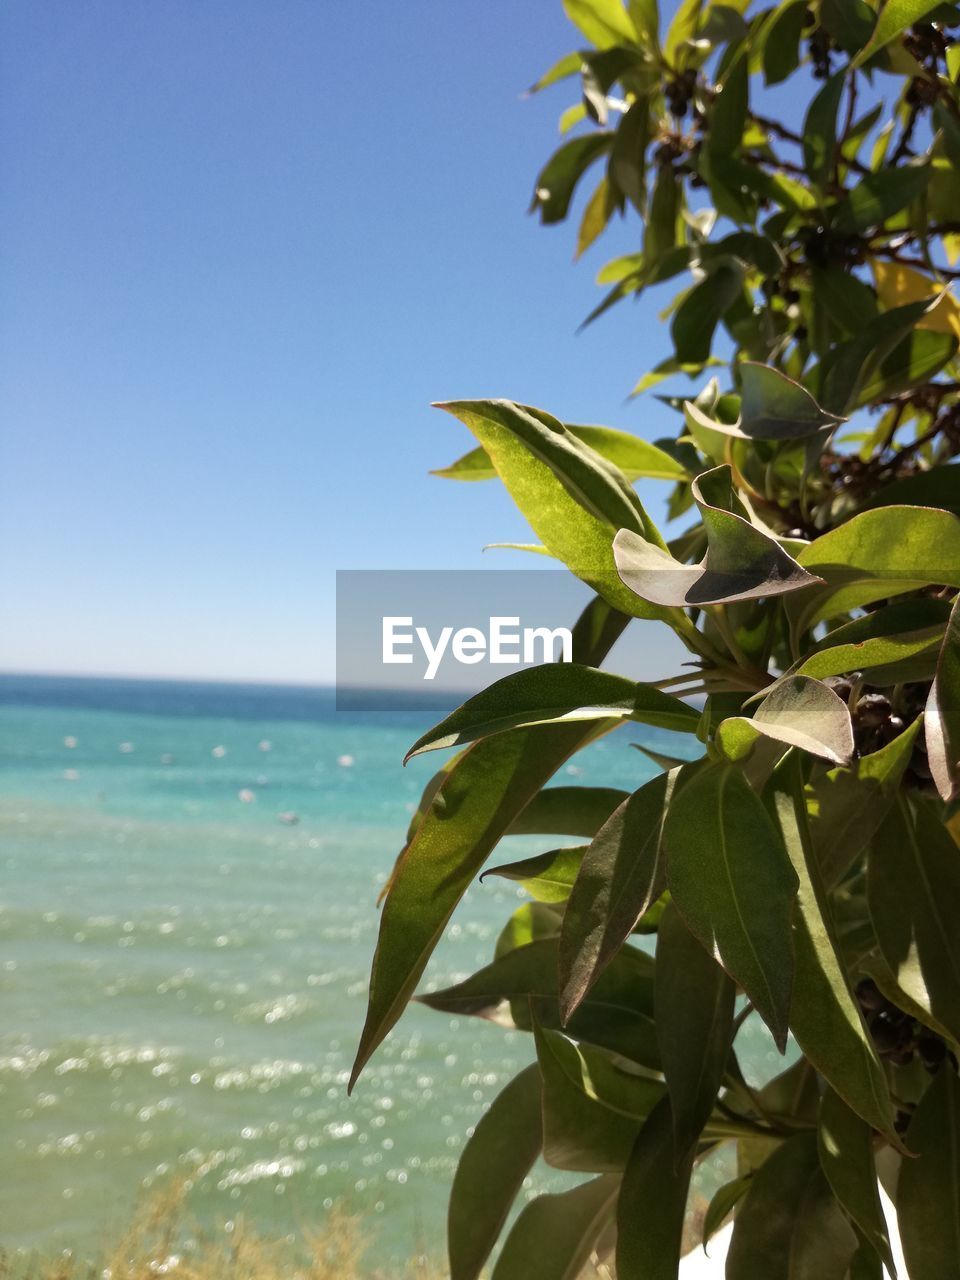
[647,671,707,690]
[874,248,960,280]
[749,111,871,177]
[704,1116,781,1142]
[712,604,753,671]
[673,613,771,693]
[891,101,921,167]
[733,1002,755,1036]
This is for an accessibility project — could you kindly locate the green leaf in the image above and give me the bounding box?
[804,71,846,189]
[843,102,885,160]
[616,1097,693,1280]
[717,675,855,767]
[508,784,629,837]
[644,162,680,266]
[535,1021,664,1171]
[704,231,784,277]
[631,743,691,771]
[765,754,898,1140]
[708,43,748,159]
[563,0,639,49]
[703,1175,752,1246]
[527,51,583,95]
[437,399,668,618]
[629,356,725,398]
[404,664,699,761]
[597,250,645,285]
[762,0,807,85]
[483,846,586,903]
[759,1058,822,1127]
[628,0,658,40]
[559,102,588,134]
[349,594,627,1090]
[433,425,690,483]
[615,464,821,607]
[868,796,960,1049]
[897,1067,960,1280]
[727,1134,859,1280]
[576,175,617,258]
[491,1175,620,1280]
[664,763,798,1050]
[531,134,615,225]
[860,464,960,517]
[854,0,946,67]
[811,267,879,336]
[791,505,960,633]
[351,732,595,1089]
[448,1065,544,1280]
[817,297,940,414]
[855,329,958,407]
[859,947,959,1052]
[671,263,744,365]
[419,938,660,1067]
[817,1088,897,1277]
[684,373,837,445]
[609,97,650,212]
[935,101,960,170]
[706,151,817,215]
[821,0,876,54]
[737,361,845,440]
[559,767,690,1021]
[848,1239,885,1280]
[655,904,736,1164]
[833,162,932,234]
[807,718,921,888]
[810,598,951,656]
[495,900,563,958]
[925,593,960,801]
[796,599,949,686]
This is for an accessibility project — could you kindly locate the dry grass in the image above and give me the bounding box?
[0,1182,712,1279]
[0,1183,444,1280]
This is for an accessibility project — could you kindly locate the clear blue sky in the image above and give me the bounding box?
[1,1,687,682]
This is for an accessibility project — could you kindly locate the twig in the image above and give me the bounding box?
[841,72,859,146]
[836,72,859,187]
[874,248,960,280]
[891,101,921,166]
[876,421,945,475]
[750,110,871,177]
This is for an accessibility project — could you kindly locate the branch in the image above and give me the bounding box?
[873,247,960,280]
[750,110,871,177]
[891,101,922,166]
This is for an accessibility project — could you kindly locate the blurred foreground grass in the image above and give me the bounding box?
[0,1181,711,1279]
[0,1184,444,1280]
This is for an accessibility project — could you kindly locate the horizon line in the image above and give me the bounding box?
[0,669,488,698]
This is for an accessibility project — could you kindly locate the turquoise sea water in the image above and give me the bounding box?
[0,676,782,1267]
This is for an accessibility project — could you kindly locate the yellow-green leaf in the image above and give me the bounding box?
[818,1089,897,1277]
[655,904,736,1164]
[492,1175,620,1280]
[448,1065,544,1280]
[898,1067,960,1280]
[765,755,898,1142]
[404,664,699,761]
[664,763,798,1051]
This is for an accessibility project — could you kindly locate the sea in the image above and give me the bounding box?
[0,674,784,1268]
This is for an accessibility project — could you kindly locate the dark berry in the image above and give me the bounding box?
[854,693,892,728]
[855,978,886,1013]
[918,1031,947,1073]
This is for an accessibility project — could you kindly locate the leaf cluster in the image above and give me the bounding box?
[353,2,960,1276]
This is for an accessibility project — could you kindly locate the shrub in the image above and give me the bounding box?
[353,2,960,1276]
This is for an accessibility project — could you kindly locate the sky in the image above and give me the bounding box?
[0,1,691,683]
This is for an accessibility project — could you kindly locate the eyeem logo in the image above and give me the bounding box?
[383,616,573,680]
